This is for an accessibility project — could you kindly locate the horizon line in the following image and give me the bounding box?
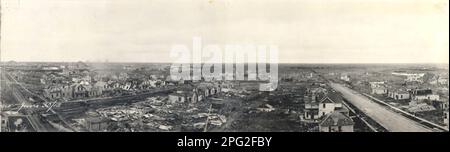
[1,60,449,65]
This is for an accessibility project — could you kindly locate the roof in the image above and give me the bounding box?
[317,92,343,104]
[335,106,349,113]
[319,112,354,127]
[415,89,432,96]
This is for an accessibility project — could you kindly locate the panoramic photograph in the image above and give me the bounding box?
[0,0,448,133]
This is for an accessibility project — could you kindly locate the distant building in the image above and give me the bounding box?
[411,89,440,101]
[139,79,166,89]
[429,76,449,85]
[369,82,388,95]
[340,75,350,82]
[168,91,197,104]
[319,112,354,132]
[108,81,121,89]
[167,83,226,104]
[44,82,109,100]
[371,86,388,95]
[388,90,410,100]
[72,84,90,99]
[392,72,424,83]
[437,77,448,85]
[369,82,385,87]
[120,82,133,90]
[44,85,73,100]
[406,74,424,82]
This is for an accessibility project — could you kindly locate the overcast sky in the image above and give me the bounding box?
[1,0,448,63]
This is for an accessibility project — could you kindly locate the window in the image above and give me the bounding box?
[323,104,326,108]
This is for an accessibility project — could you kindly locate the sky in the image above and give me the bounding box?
[1,0,449,63]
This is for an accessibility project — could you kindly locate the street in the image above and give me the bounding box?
[330,83,433,132]
[1,71,58,132]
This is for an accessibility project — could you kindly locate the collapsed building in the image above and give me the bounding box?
[168,82,229,104]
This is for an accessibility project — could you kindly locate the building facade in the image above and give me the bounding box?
[319,112,354,132]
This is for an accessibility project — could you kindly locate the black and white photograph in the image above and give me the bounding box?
[0,0,448,150]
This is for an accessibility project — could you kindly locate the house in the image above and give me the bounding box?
[428,75,448,85]
[45,82,107,101]
[89,86,103,97]
[168,93,185,103]
[140,79,166,89]
[371,86,388,95]
[437,77,449,85]
[411,89,440,101]
[167,83,224,104]
[60,85,73,99]
[369,82,388,95]
[85,117,109,132]
[44,85,64,100]
[120,82,133,90]
[406,74,424,82]
[319,112,354,132]
[303,95,319,120]
[430,100,449,110]
[391,72,425,82]
[72,84,90,99]
[303,91,348,121]
[44,85,73,100]
[168,91,198,104]
[315,92,344,117]
[197,83,222,97]
[340,75,350,82]
[107,81,120,89]
[388,89,410,100]
[369,82,385,88]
